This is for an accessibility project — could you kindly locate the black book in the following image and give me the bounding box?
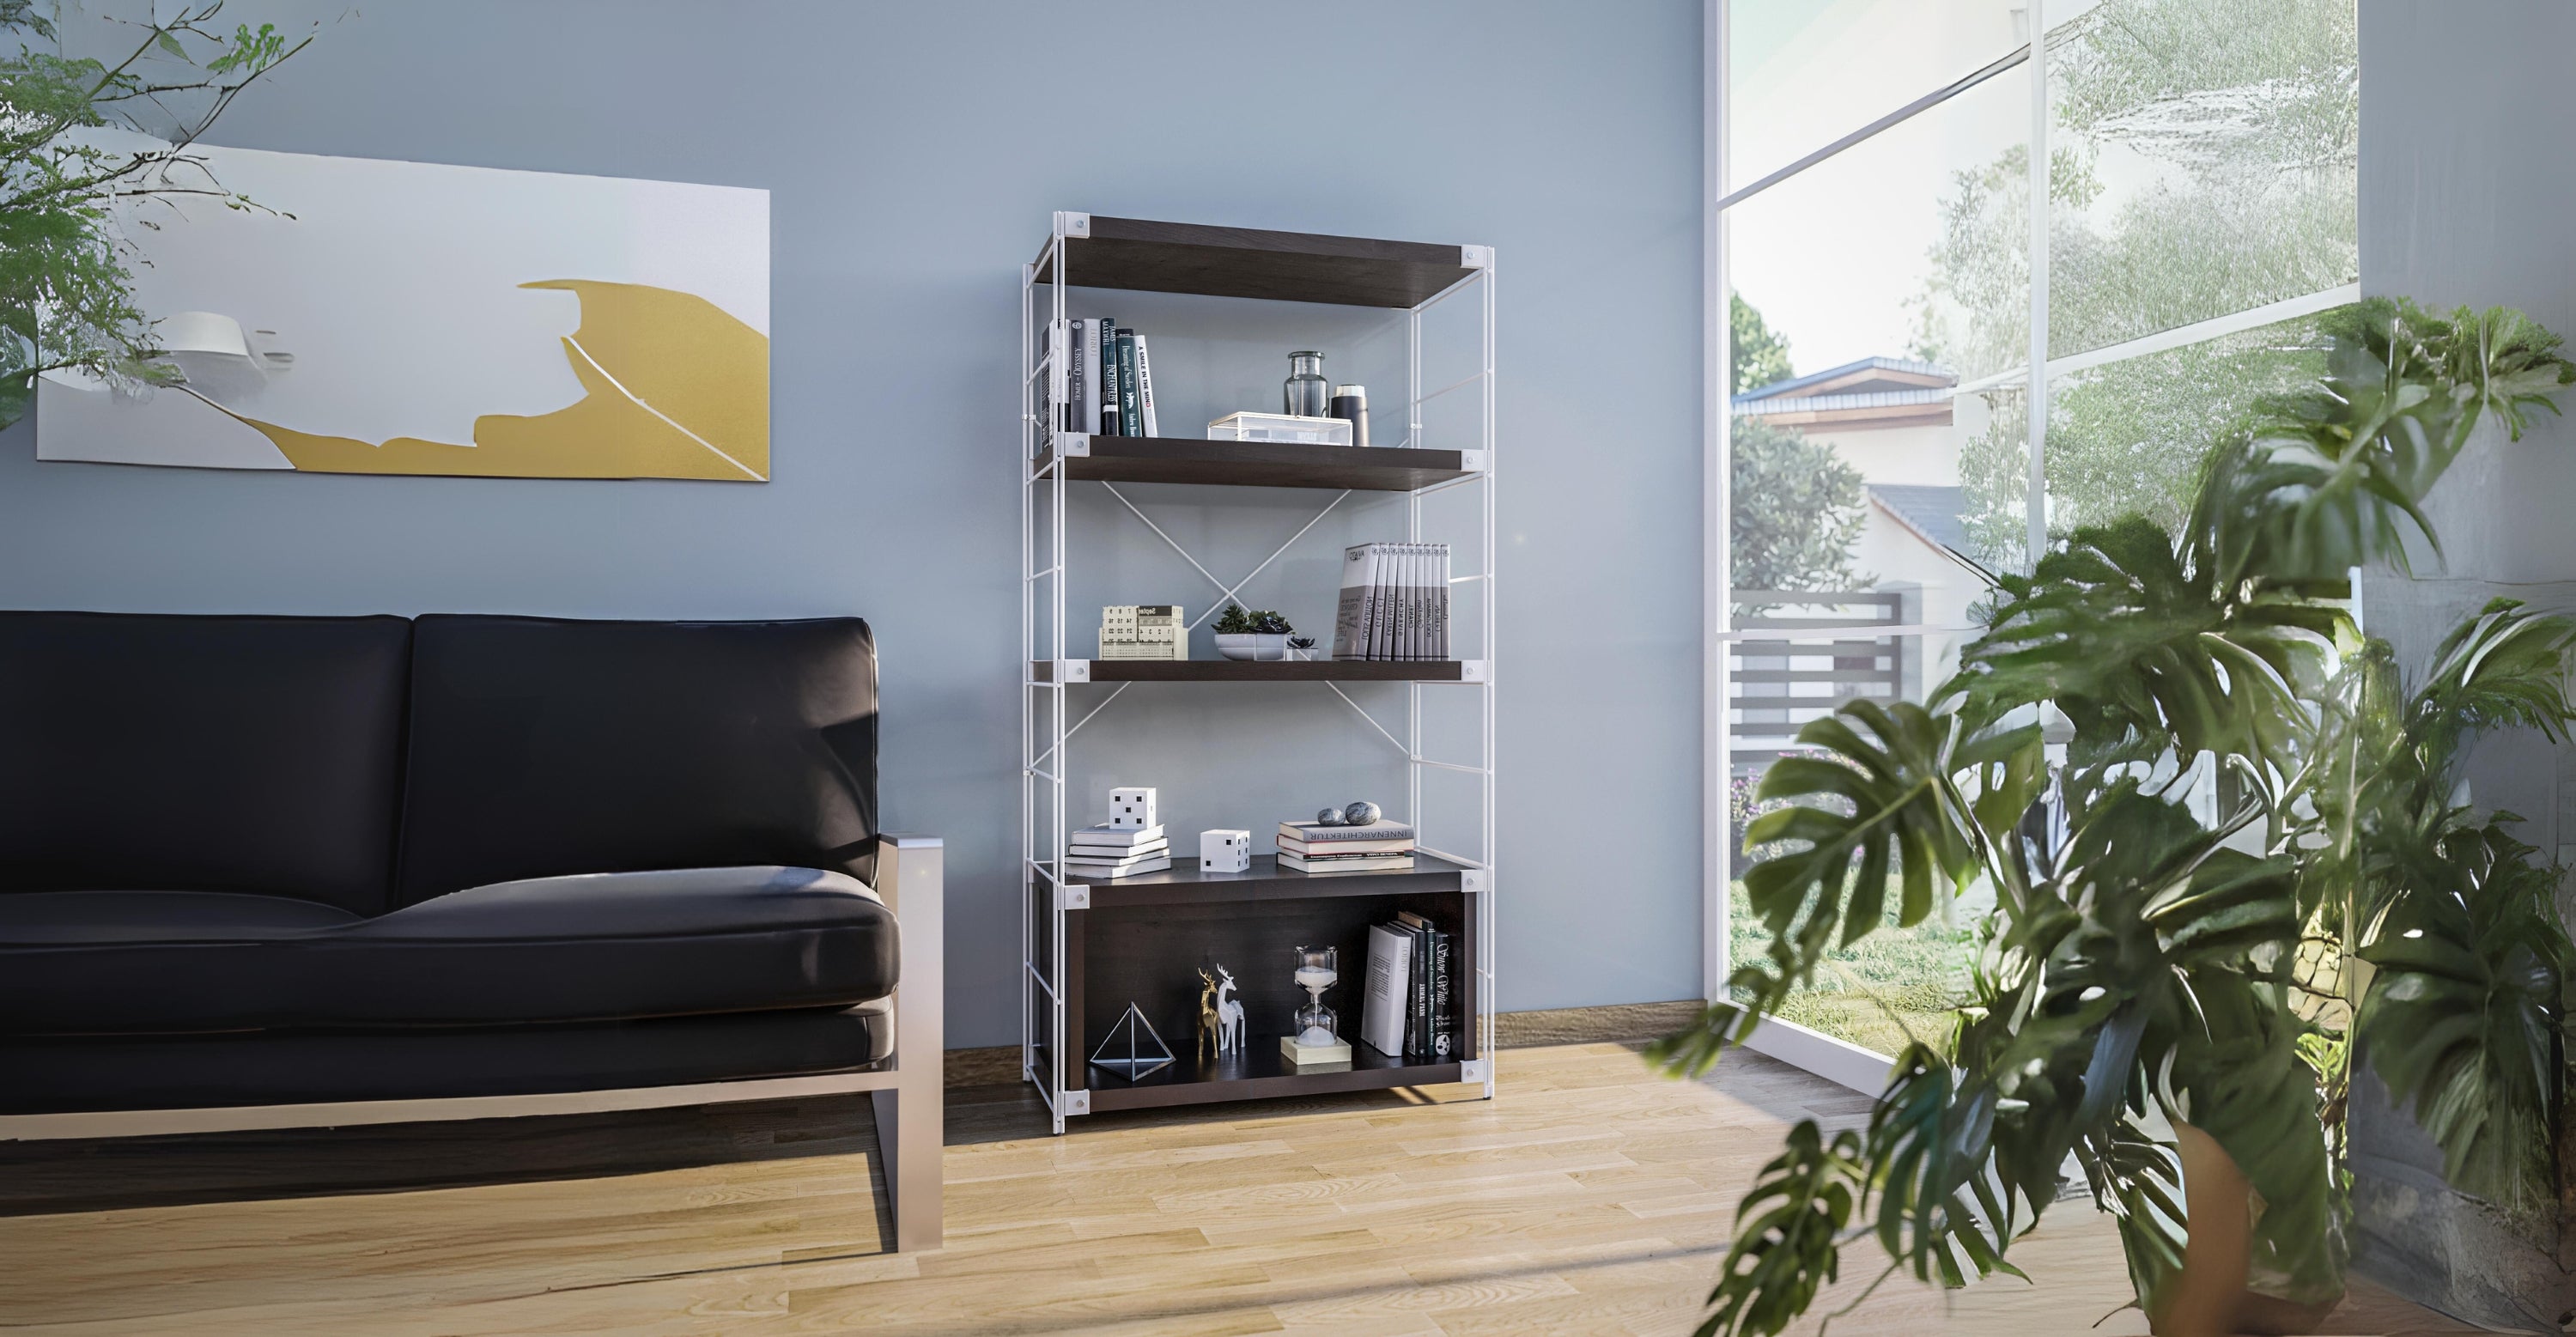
[1099,319,1121,435]
[1398,912,1432,1057]
[1426,927,1456,1060]
[1115,330,1142,440]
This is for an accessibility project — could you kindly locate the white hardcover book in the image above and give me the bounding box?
[1133,335,1159,437]
[1063,855,1172,880]
[1066,848,1166,867]
[1072,822,1166,848]
[1279,852,1416,872]
[1334,544,1377,660]
[1061,866,1175,886]
[1433,543,1450,659]
[1381,541,1401,659]
[1401,541,1422,659]
[1363,923,1413,1058]
[1080,319,1103,434]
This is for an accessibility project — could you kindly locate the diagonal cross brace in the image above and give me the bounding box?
[1099,484,1355,629]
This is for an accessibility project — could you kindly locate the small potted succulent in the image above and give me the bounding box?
[1212,604,1293,661]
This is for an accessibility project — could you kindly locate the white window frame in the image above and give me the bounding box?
[1704,0,2355,1080]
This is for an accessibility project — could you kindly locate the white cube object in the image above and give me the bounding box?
[1200,829,1250,872]
[1109,787,1157,829]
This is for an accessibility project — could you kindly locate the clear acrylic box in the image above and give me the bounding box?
[1206,411,1352,447]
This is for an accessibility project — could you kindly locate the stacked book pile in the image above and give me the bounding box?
[1333,542,1452,661]
[1064,823,1170,880]
[1044,318,1157,439]
[1363,911,1457,1060]
[1099,604,1186,660]
[1275,817,1414,873]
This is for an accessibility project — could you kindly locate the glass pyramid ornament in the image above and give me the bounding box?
[1088,1001,1175,1079]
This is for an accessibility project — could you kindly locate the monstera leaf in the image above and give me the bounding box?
[1960,515,2342,801]
[1690,1120,1868,1337]
[2359,817,2568,1206]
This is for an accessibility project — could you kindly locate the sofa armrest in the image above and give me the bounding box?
[871,834,943,1247]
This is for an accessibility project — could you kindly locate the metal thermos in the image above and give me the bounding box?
[1329,385,1369,447]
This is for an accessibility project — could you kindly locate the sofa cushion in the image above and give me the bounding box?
[0,867,896,1036]
[0,1004,894,1115]
[0,612,410,915]
[395,616,878,907]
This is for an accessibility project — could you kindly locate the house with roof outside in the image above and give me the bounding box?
[1732,356,1993,732]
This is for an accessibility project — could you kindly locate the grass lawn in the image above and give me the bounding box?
[1727,883,1976,1060]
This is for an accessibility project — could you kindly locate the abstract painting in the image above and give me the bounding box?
[35,144,769,481]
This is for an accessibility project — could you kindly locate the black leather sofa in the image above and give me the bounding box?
[0,611,945,1248]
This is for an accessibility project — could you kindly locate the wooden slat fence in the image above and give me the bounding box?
[1728,590,1904,768]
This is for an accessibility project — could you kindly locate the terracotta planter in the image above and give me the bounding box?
[2150,1123,2340,1337]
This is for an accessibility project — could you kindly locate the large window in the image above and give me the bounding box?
[1717,0,2358,1058]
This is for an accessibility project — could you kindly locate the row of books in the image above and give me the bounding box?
[1062,823,1170,879]
[1364,912,1457,1060]
[1044,318,1157,439]
[1274,817,1415,874]
[1334,543,1451,661]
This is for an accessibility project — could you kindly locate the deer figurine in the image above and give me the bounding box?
[1196,967,1222,1062]
[1214,965,1244,1057]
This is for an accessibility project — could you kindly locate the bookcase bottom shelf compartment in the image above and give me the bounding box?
[1084,1045,1464,1113]
[1060,887,1479,1122]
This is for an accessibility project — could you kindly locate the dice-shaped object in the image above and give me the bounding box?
[1109,787,1157,830]
[1200,829,1250,872]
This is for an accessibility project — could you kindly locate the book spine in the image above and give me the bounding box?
[1428,930,1455,1059]
[1100,320,1121,435]
[1078,319,1097,435]
[1406,922,1431,1056]
[1115,331,1142,439]
[1066,320,1084,435]
[1133,334,1158,437]
[1334,544,1370,659]
[1278,823,1416,842]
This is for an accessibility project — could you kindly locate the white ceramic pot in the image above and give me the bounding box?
[1215,633,1291,661]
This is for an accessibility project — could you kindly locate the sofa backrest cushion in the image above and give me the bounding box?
[0,611,412,915]
[395,616,878,906]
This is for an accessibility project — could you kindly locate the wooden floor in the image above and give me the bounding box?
[0,1042,2482,1335]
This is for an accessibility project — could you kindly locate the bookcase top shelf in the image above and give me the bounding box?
[1033,659,1478,684]
[1055,852,1479,909]
[1040,435,1478,492]
[1038,215,1484,308]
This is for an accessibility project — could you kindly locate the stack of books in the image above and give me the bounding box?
[1047,318,1157,439]
[1363,911,1457,1060]
[1332,543,1452,661]
[1275,817,1415,873]
[1064,823,1170,880]
[1099,604,1187,660]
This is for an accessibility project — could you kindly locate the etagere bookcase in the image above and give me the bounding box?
[1021,213,1498,1134]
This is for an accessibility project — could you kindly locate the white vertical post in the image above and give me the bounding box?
[1019,260,1036,1094]
[2025,3,2050,568]
[1703,0,1732,1003]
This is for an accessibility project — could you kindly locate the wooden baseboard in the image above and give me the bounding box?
[943,1000,1710,1088]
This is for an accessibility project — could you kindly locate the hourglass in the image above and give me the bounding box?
[1281,945,1352,1067]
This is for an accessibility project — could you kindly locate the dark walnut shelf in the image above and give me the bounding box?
[1032,659,1477,684]
[1047,853,1476,907]
[1036,435,1476,492]
[1083,1042,1466,1113]
[1040,215,1483,309]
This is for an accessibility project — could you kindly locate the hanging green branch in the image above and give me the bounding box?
[3,1,316,428]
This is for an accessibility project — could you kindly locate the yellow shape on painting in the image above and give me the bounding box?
[231,280,769,481]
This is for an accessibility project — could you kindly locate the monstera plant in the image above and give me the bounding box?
[1656,299,2576,1335]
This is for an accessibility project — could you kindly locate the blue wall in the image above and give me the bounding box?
[0,0,1709,1046]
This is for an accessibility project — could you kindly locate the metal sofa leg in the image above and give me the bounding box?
[875,835,945,1251]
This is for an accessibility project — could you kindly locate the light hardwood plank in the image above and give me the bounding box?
[0,1042,2485,1336]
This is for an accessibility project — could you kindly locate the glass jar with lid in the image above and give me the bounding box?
[1282,350,1330,417]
